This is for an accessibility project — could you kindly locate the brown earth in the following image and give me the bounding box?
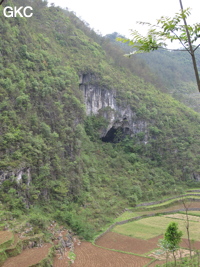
[181,238,200,250]
[0,231,13,245]
[2,243,52,267]
[53,250,70,267]
[72,241,152,267]
[95,232,161,254]
[0,224,76,267]
[95,232,200,266]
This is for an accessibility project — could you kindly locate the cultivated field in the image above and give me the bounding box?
[113,215,200,240]
[90,199,200,267]
[164,213,200,222]
[2,196,200,267]
[1,243,52,267]
[73,241,152,267]
[96,232,161,254]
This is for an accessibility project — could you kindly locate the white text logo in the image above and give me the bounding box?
[3,6,33,17]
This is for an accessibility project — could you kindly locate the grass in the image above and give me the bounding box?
[164,213,200,222]
[114,212,139,223]
[68,251,76,262]
[184,211,200,216]
[112,216,200,240]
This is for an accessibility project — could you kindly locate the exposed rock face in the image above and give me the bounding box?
[193,172,200,181]
[79,73,148,142]
[0,167,31,185]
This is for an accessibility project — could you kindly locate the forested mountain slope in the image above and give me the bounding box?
[0,0,200,239]
[106,32,200,113]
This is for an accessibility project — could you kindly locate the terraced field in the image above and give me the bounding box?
[0,224,71,267]
[1,192,200,267]
[2,243,52,267]
[113,216,200,240]
[73,242,152,267]
[96,232,161,254]
[91,196,200,267]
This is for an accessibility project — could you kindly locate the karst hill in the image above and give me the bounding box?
[0,0,200,241]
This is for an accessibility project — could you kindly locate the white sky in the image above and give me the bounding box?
[49,0,200,38]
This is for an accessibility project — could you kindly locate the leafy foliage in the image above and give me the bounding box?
[0,0,200,240]
[117,8,200,54]
[164,222,183,251]
[117,3,200,92]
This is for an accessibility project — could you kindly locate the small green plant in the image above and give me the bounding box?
[68,251,76,263]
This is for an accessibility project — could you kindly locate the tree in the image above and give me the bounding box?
[158,238,171,266]
[117,0,200,92]
[164,222,183,266]
[181,198,192,259]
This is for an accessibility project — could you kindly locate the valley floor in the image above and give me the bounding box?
[1,192,200,267]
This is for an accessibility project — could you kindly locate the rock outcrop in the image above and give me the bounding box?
[0,167,31,185]
[79,73,148,142]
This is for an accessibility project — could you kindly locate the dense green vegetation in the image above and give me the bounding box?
[0,0,200,241]
[107,32,200,113]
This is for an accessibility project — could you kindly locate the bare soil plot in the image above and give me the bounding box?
[73,241,152,267]
[181,238,200,250]
[0,231,13,246]
[2,243,52,267]
[96,232,161,254]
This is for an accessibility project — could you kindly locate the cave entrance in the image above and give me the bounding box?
[102,126,129,143]
[102,127,117,143]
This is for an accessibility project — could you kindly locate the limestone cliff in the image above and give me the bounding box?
[0,167,31,185]
[79,73,148,142]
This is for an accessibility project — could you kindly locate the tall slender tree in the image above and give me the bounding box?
[117,0,200,92]
[164,222,183,266]
[181,198,192,258]
[178,0,200,93]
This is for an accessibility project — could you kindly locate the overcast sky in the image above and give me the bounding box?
[49,0,199,38]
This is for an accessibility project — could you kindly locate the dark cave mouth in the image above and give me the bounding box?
[101,126,130,143]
